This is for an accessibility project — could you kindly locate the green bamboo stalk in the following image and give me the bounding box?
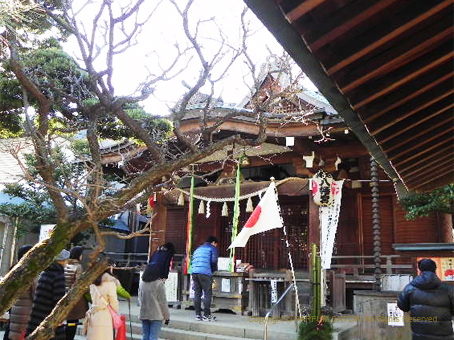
[229,161,241,272]
[312,243,321,318]
[315,254,321,318]
[184,177,195,274]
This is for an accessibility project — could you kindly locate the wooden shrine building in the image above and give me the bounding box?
[103,70,452,313]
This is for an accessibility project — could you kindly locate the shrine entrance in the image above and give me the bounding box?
[218,195,309,271]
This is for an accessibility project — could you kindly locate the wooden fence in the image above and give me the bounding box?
[330,255,413,275]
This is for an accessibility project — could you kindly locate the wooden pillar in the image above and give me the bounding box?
[308,194,320,247]
[273,228,279,269]
[437,212,453,243]
[370,157,382,291]
[148,192,167,260]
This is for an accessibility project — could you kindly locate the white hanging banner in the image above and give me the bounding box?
[270,280,278,304]
[319,180,344,269]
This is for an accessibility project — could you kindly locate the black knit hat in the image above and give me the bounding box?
[69,246,84,260]
[206,236,218,244]
[418,258,437,273]
[161,242,176,255]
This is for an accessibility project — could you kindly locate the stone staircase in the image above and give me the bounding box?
[1,314,357,340]
[73,308,357,340]
[68,296,358,340]
[75,311,297,340]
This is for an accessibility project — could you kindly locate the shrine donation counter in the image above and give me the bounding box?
[247,269,310,317]
[182,271,248,315]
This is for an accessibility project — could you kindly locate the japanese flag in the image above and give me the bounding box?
[229,182,283,249]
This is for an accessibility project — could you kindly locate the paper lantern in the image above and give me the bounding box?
[312,170,334,206]
[146,194,155,216]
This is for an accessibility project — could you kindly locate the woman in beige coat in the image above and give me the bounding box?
[85,272,119,340]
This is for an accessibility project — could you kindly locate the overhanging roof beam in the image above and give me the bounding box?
[245,0,406,195]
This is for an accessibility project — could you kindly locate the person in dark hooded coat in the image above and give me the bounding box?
[6,245,35,340]
[397,258,454,340]
[141,243,175,282]
[26,249,69,340]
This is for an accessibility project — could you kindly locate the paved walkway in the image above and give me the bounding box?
[0,297,299,339]
[120,296,300,336]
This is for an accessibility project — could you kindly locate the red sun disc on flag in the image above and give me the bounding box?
[244,206,261,228]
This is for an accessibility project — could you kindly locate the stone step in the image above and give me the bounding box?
[126,313,296,340]
[118,313,357,340]
[74,335,168,340]
[167,318,293,340]
[160,327,259,340]
[72,302,357,340]
[126,320,265,340]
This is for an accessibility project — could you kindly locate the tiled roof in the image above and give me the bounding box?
[0,138,34,185]
[197,142,291,163]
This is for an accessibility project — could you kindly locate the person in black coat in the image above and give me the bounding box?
[26,249,70,340]
[397,258,454,340]
[2,245,33,340]
[142,243,175,282]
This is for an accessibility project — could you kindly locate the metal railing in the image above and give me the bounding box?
[263,283,295,340]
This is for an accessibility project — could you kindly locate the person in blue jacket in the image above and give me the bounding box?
[191,236,218,321]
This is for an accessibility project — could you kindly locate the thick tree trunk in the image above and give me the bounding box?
[0,221,76,315]
[0,134,256,327]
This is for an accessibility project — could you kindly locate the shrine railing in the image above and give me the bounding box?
[330,255,413,275]
[103,252,185,268]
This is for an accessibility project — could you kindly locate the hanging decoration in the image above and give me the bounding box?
[206,200,211,218]
[146,193,156,216]
[246,197,254,212]
[319,179,344,269]
[312,170,334,206]
[184,177,195,275]
[221,202,228,216]
[334,156,342,170]
[170,177,309,206]
[198,200,205,215]
[229,160,242,272]
[303,151,315,168]
[177,192,185,206]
